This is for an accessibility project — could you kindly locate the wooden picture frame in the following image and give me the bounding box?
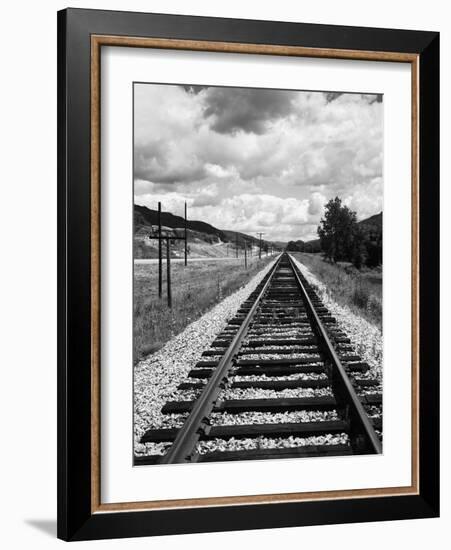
[57,8,439,541]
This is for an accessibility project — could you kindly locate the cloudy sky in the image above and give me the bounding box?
[134,83,383,242]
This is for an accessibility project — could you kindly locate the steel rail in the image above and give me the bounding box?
[287,254,382,454]
[160,254,283,464]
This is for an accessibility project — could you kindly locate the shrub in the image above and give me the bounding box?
[352,283,370,310]
[293,252,382,329]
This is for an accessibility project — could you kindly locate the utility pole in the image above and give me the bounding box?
[244,241,248,269]
[158,202,162,298]
[236,234,238,258]
[149,201,187,308]
[257,232,265,259]
[166,238,172,308]
[184,201,187,266]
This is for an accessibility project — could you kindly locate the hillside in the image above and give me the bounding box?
[358,212,382,266]
[134,204,226,240]
[358,212,382,233]
[360,211,382,227]
[134,204,278,259]
[221,229,263,248]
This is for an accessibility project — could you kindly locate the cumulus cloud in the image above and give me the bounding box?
[194,194,312,242]
[202,87,297,134]
[133,83,383,241]
[308,192,326,217]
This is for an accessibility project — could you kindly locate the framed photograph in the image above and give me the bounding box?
[57,8,439,541]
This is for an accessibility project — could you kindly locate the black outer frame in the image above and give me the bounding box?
[57,8,439,542]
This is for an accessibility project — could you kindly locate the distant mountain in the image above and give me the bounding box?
[134,204,226,240]
[221,230,262,248]
[135,204,281,247]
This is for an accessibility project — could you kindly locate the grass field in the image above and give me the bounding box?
[134,256,273,362]
[292,253,382,329]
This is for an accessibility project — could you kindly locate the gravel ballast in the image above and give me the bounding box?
[238,352,320,361]
[209,410,339,426]
[230,373,327,382]
[218,387,332,400]
[196,433,349,454]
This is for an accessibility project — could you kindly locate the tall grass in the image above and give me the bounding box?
[293,253,382,329]
[134,257,272,362]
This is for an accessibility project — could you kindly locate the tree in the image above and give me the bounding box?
[317,197,364,266]
[350,226,367,268]
[362,226,382,267]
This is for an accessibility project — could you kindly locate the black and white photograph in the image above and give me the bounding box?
[133,83,384,465]
[49,3,442,543]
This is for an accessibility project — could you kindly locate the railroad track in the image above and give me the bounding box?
[136,253,382,465]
